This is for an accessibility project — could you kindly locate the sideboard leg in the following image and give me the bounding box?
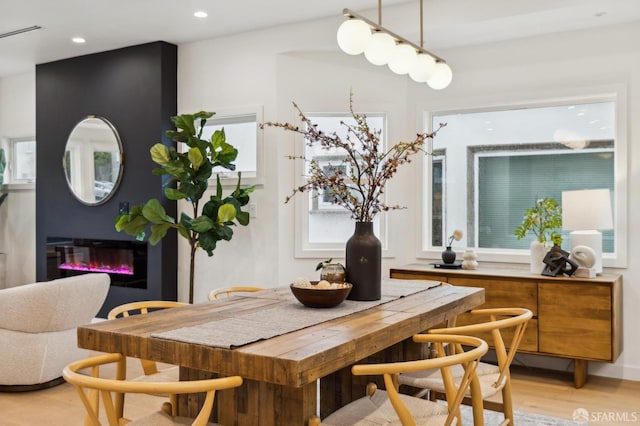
[574,359,588,388]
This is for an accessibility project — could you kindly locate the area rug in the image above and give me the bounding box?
[459,405,589,426]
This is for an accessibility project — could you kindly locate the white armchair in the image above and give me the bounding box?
[0,273,110,390]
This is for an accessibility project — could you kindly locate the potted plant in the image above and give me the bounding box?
[441,229,463,264]
[115,112,255,303]
[261,92,444,300]
[514,197,562,273]
[315,258,346,283]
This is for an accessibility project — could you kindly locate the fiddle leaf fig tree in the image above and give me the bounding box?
[115,111,255,303]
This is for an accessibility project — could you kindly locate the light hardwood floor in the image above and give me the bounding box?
[1,361,638,425]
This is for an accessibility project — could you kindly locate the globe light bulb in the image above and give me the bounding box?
[364,32,396,66]
[388,43,417,75]
[409,53,436,83]
[427,62,453,90]
[336,19,372,55]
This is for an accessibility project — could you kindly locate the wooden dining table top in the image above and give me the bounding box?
[78,280,484,389]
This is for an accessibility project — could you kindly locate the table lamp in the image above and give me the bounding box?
[561,189,613,275]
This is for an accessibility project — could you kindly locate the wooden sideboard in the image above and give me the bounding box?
[390,264,622,388]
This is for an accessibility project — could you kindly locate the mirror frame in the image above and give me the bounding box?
[63,115,124,206]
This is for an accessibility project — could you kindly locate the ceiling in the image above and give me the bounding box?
[2,0,640,78]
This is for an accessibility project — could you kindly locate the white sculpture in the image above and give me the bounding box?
[461,249,478,270]
[570,245,597,278]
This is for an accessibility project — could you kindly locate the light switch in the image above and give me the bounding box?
[249,203,257,219]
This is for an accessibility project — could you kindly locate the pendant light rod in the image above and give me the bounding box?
[419,0,424,48]
[342,8,446,63]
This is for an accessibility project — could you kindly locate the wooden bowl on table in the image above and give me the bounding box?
[290,281,352,308]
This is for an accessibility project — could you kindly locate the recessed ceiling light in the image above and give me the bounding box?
[194,11,208,18]
[72,37,86,44]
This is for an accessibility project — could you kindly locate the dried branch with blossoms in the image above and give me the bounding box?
[260,94,445,222]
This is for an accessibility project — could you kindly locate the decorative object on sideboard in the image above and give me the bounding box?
[260,92,444,301]
[570,245,597,278]
[337,0,453,89]
[541,245,578,277]
[115,112,255,303]
[514,197,563,274]
[562,188,613,275]
[441,229,463,264]
[461,248,478,270]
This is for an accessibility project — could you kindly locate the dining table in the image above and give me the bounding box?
[77,279,484,426]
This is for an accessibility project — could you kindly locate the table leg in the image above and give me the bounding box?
[179,367,317,426]
[320,337,424,419]
[574,359,588,388]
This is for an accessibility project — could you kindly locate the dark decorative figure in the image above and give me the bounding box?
[542,245,578,277]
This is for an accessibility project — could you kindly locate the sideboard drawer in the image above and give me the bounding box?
[538,282,613,361]
[448,277,538,315]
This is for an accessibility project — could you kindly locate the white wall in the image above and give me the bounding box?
[1,8,638,380]
[0,72,36,287]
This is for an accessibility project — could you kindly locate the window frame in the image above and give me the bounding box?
[418,91,628,269]
[6,136,36,185]
[198,105,264,187]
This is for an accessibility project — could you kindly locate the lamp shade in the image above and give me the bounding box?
[409,53,436,83]
[364,32,395,66]
[562,188,613,231]
[337,19,371,55]
[388,43,417,75]
[427,62,453,90]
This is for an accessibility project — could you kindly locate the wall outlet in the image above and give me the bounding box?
[249,203,257,219]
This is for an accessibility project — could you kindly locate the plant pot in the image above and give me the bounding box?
[345,222,381,301]
[530,240,548,274]
[441,246,456,264]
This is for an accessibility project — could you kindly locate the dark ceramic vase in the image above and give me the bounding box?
[441,246,456,264]
[345,222,381,301]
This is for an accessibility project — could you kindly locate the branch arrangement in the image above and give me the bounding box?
[261,94,445,222]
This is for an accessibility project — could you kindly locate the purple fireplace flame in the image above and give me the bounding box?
[47,238,147,289]
[59,262,134,275]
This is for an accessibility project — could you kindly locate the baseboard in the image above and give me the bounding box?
[0,376,65,392]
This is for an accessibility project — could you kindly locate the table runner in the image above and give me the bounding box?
[152,279,440,349]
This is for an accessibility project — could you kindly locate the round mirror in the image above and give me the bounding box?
[63,116,123,205]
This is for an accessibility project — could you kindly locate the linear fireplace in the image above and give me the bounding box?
[46,237,147,288]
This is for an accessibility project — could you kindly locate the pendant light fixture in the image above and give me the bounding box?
[337,0,452,89]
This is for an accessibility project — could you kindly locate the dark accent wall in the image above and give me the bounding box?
[35,41,178,316]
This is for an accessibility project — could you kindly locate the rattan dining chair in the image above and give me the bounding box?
[207,286,264,301]
[107,300,188,414]
[63,352,242,426]
[309,334,489,426]
[398,308,532,426]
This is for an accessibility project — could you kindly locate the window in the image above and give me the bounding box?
[8,137,36,183]
[422,96,626,268]
[199,106,263,185]
[294,113,387,257]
